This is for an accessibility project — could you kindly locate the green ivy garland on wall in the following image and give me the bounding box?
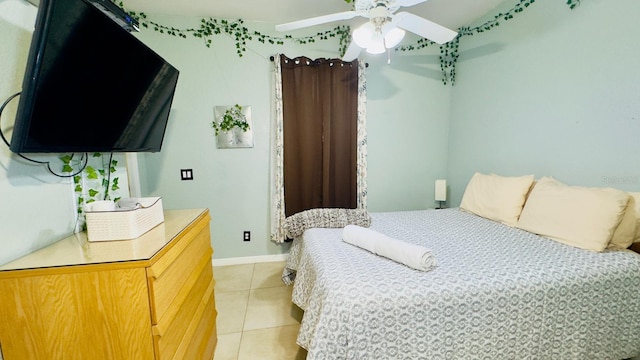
[121,0,581,85]
[397,0,582,84]
[122,5,351,57]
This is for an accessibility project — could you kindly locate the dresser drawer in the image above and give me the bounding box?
[182,291,217,360]
[147,224,212,324]
[146,213,210,281]
[153,264,214,359]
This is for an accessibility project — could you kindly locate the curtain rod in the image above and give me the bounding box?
[270,55,368,67]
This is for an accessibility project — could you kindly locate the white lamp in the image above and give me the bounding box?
[435,179,447,209]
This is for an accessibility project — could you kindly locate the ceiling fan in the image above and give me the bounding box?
[275,0,458,61]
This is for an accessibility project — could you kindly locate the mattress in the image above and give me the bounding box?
[285,209,640,359]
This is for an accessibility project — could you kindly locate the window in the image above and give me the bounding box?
[280,56,358,216]
[271,54,367,243]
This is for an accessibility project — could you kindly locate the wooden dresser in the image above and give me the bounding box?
[0,208,216,360]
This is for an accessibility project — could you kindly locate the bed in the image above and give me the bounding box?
[283,175,640,359]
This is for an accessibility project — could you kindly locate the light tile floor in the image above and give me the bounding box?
[213,261,307,360]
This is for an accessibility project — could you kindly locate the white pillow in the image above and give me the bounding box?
[517,177,630,252]
[609,195,637,249]
[629,192,640,243]
[460,172,535,226]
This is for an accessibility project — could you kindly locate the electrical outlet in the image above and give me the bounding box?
[243,231,250,242]
[180,169,193,180]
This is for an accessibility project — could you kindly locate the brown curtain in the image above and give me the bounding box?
[281,56,358,217]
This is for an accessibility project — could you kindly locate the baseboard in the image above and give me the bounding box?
[212,253,288,267]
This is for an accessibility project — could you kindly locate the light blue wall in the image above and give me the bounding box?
[134,17,451,259]
[0,0,76,265]
[447,0,640,206]
[366,52,451,212]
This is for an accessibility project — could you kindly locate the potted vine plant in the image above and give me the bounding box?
[212,104,253,148]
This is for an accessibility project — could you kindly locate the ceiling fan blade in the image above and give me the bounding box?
[393,12,458,44]
[395,0,429,8]
[276,11,357,32]
[342,40,362,62]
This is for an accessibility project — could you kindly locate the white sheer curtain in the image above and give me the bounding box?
[270,54,368,244]
[356,59,368,210]
[270,54,286,243]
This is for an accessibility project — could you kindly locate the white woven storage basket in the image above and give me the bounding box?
[85,197,164,242]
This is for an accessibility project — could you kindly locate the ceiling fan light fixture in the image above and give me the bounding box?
[366,35,385,54]
[383,26,405,48]
[353,22,375,48]
[355,20,403,55]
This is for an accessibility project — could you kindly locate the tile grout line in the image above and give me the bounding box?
[236,263,256,359]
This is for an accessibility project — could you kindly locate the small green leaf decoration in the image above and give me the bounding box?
[88,189,99,197]
[111,178,120,192]
[86,166,98,180]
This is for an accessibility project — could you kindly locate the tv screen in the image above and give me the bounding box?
[10,0,179,153]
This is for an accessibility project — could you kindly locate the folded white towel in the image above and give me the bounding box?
[342,225,437,271]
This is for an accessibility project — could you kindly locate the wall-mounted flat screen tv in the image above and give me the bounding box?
[9,0,179,153]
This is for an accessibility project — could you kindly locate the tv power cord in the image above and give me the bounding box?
[0,91,88,178]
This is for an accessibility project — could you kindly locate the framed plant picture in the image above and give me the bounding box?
[212,104,254,148]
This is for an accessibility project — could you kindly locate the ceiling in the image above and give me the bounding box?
[122,0,507,31]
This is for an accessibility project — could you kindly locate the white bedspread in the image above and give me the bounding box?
[285,209,640,359]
